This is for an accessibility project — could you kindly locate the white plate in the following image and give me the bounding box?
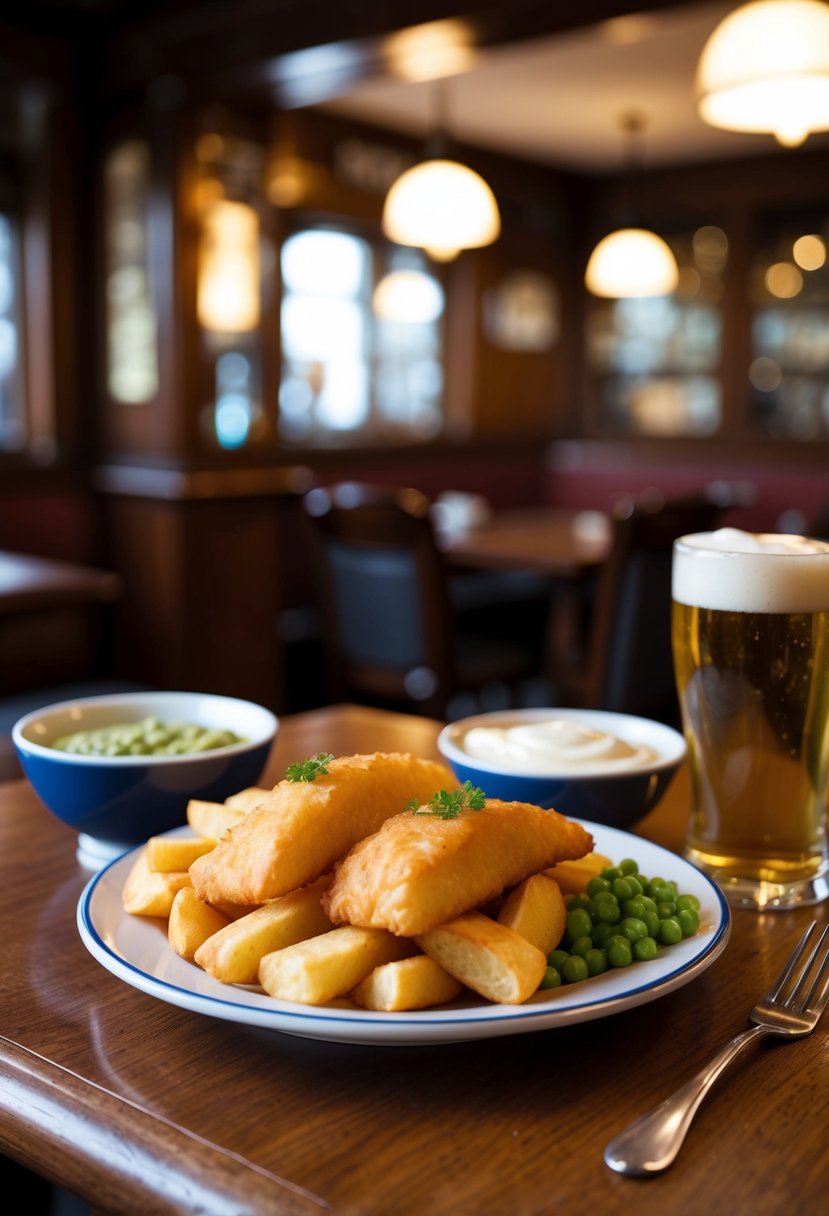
[77,821,731,1046]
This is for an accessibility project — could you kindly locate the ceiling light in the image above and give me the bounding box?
[696,0,829,147]
[373,269,445,322]
[382,80,500,262]
[584,113,679,298]
[585,228,679,297]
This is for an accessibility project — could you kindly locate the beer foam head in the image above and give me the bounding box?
[673,529,829,613]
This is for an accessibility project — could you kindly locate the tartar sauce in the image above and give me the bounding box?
[458,719,657,775]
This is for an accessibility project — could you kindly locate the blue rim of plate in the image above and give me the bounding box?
[76,819,731,1046]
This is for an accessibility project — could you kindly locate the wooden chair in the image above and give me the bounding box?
[549,492,724,725]
[302,482,541,719]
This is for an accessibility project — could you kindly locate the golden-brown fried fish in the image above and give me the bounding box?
[189,752,455,906]
[322,799,594,937]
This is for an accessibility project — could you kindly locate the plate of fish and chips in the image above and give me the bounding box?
[77,752,730,1046]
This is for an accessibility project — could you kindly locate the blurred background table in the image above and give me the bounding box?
[0,703,826,1216]
[436,506,611,578]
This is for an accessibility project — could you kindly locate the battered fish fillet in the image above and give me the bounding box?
[189,752,455,906]
[322,799,594,937]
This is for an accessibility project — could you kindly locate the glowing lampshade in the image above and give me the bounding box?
[382,158,500,262]
[696,0,829,147]
[372,269,445,323]
[585,227,679,298]
[197,199,260,333]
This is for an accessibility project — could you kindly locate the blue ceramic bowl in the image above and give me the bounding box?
[437,708,686,830]
[13,691,277,863]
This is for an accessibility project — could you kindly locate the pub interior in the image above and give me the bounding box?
[3,0,829,741]
[2,1,829,1212]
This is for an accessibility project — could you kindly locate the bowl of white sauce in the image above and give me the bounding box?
[437,708,686,828]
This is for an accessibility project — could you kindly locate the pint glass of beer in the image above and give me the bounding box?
[671,529,829,909]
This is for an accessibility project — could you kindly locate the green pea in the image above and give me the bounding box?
[568,894,593,912]
[539,966,563,989]
[619,858,639,875]
[565,908,593,943]
[678,907,700,937]
[594,899,621,925]
[621,896,646,920]
[547,949,570,970]
[676,893,701,912]
[633,936,659,962]
[561,955,589,984]
[585,948,609,976]
[587,876,612,898]
[658,916,683,945]
[611,877,634,901]
[601,866,622,882]
[619,916,648,944]
[643,910,661,938]
[653,887,676,906]
[570,935,594,958]
[606,936,633,968]
[592,921,614,947]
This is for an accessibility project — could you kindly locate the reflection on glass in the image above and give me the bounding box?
[750,206,829,439]
[586,223,725,436]
[104,141,159,405]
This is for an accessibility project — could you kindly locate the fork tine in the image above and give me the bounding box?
[799,925,829,1012]
[768,921,818,1002]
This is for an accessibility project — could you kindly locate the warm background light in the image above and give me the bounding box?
[696,0,829,147]
[382,158,500,261]
[585,227,679,298]
[197,199,261,333]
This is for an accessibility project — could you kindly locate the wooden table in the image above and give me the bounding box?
[436,507,611,578]
[1,703,826,1216]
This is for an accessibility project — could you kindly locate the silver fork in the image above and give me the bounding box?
[604,920,829,1177]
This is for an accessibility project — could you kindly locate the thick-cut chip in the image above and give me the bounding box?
[146,835,215,873]
[544,852,613,895]
[324,798,593,937]
[122,849,191,917]
[258,925,415,1005]
[190,752,455,907]
[194,876,334,984]
[224,787,271,812]
[497,873,566,956]
[186,799,246,841]
[350,954,463,1012]
[168,887,231,960]
[417,912,547,1005]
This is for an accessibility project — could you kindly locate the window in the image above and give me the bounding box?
[104,140,159,406]
[0,211,26,453]
[279,225,444,443]
[585,224,726,437]
[749,206,829,440]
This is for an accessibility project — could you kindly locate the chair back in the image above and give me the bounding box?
[302,482,457,715]
[581,493,723,723]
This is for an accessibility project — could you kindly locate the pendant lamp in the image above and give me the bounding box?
[696,0,829,147]
[584,114,679,299]
[382,80,500,262]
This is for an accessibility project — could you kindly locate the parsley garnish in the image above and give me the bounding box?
[406,780,487,819]
[285,752,334,782]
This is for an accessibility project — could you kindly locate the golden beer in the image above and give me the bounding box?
[671,532,829,908]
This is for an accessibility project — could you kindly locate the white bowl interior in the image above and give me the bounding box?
[439,707,686,778]
[12,691,277,763]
